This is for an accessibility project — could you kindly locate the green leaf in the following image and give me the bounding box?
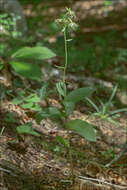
[11,46,56,60]
[29,104,41,111]
[12,91,25,105]
[35,107,63,123]
[63,101,75,116]
[12,97,24,105]
[66,119,96,142]
[86,98,100,113]
[108,84,118,104]
[16,123,40,136]
[104,0,112,6]
[56,82,67,98]
[109,108,127,115]
[48,107,63,119]
[0,44,7,56]
[39,83,48,99]
[56,136,70,148]
[65,87,94,103]
[5,112,16,123]
[54,145,60,152]
[0,13,8,18]
[36,109,49,123]
[25,93,40,103]
[22,102,41,111]
[9,61,42,81]
[0,61,4,70]
[21,102,34,109]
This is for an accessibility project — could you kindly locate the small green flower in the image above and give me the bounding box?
[65,8,76,19]
[55,7,78,33]
[55,8,78,83]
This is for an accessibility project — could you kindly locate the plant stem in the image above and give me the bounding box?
[63,28,68,83]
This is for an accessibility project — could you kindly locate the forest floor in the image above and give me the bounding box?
[0,99,127,190]
[0,1,127,190]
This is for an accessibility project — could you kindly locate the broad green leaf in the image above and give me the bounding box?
[22,102,41,111]
[21,102,34,109]
[18,90,26,97]
[65,87,94,103]
[9,61,42,81]
[35,107,63,123]
[12,98,24,105]
[56,136,70,148]
[48,107,63,118]
[16,123,40,136]
[12,91,25,105]
[36,109,50,123]
[11,46,56,60]
[29,104,41,111]
[66,119,96,142]
[25,93,40,103]
[63,101,75,116]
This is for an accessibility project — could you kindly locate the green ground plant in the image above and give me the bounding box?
[101,148,115,160]
[0,43,56,83]
[0,15,56,137]
[13,91,42,111]
[36,8,96,142]
[86,85,127,125]
[35,8,97,179]
[0,12,56,84]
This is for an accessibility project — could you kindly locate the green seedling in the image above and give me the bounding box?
[16,122,40,137]
[101,148,115,160]
[13,90,44,112]
[13,82,49,112]
[86,85,127,125]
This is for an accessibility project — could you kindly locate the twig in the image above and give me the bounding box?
[78,175,127,189]
[0,167,16,176]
